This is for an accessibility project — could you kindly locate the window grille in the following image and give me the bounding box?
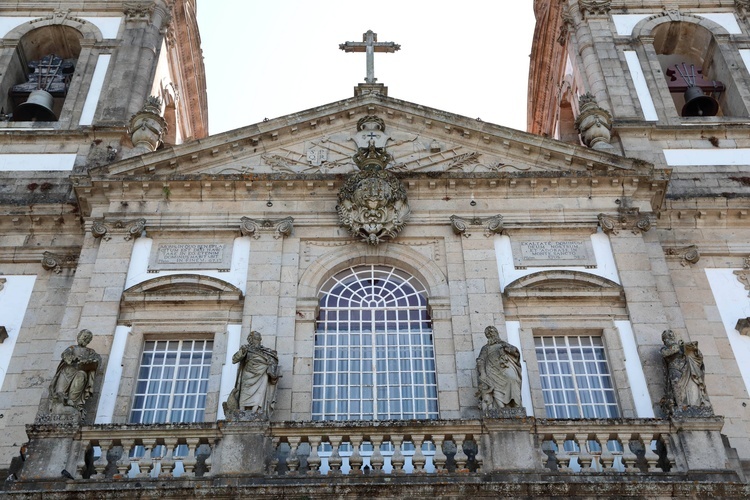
[535,335,619,419]
[129,339,213,424]
[313,265,438,420]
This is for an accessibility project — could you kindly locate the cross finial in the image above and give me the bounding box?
[339,30,400,84]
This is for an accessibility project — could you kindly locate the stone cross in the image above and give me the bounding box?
[339,30,400,84]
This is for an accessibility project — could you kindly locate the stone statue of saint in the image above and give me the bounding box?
[49,329,101,415]
[224,331,281,417]
[661,329,711,412]
[476,326,523,413]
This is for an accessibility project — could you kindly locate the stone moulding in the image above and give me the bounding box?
[504,270,624,299]
[91,218,146,241]
[41,251,78,274]
[665,245,700,266]
[579,0,611,17]
[598,208,652,235]
[450,214,503,238]
[239,216,293,239]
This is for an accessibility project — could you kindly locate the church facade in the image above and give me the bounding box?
[0,0,749,497]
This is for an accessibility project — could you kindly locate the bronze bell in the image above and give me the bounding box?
[681,85,719,117]
[12,89,57,122]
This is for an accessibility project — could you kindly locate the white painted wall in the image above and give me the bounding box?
[614,320,655,417]
[0,154,76,171]
[217,325,241,420]
[124,236,250,294]
[664,149,750,167]
[0,276,36,394]
[495,232,620,292]
[705,269,750,398]
[699,13,742,34]
[0,17,36,37]
[506,321,533,417]
[80,17,122,39]
[94,325,130,424]
[623,50,659,122]
[79,54,111,126]
[612,14,650,36]
[740,50,750,77]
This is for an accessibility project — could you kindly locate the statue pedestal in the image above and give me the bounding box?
[216,420,272,475]
[20,422,81,479]
[669,415,736,475]
[481,416,538,472]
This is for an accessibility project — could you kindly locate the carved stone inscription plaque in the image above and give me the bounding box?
[149,243,232,271]
[512,240,596,268]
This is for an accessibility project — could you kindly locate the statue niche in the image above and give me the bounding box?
[660,329,712,417]
[476,326,524,417]
[224,331,281,419]
[48,329,101,418]
[336,115,411,244]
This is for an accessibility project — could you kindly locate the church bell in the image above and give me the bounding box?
[681,85,720,117]
[12,89,57,122]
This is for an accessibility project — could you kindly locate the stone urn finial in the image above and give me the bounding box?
[128,96,167,152]
[575,93,612,150]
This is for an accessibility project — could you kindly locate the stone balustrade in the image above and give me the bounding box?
[21,416,733,482]
[268,419,484,475]
[535,419,675,473]
[76,423,220,479]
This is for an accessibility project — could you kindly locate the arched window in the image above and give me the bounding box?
[312,265,438,421]
[1,25,82,121]
[652,21,740,117]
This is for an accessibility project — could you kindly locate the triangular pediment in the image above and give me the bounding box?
[90,94,655,181]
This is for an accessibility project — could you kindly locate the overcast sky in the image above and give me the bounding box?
[197,1,536,135]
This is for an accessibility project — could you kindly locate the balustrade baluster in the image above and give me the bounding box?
[390,435,406,474]
[411,434,426,473]
[644,436,661,472]
[370,435,385,473]
[93,440,112,479]
[116,439,135,478]
[432,435,447,472]
[182,438,200,477]
[137,439,156,478]
[349,436,363,474]
[269,437,281,474]
[473,437,484,471]
[306,436,322,475]
[552,433,571,472]
[576,435,593,471]
[621,437,639,472]
[203,441,213,476]
[598,435,615,471]
[328,436,343,474]
[286,437,301,474]
[75,443,88,479]
[159,438,178,478]
[453,435,468,472]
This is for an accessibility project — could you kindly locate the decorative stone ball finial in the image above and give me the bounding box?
[128,96,167,152]
[575,92,613,150]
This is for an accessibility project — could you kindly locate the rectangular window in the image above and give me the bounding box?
[535,335,619,419]
[129,339,213,424]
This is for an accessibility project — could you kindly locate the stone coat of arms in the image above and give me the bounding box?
[336,116,411,244]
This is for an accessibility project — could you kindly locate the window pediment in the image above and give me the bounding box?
[504,270,623,299]
[122,274,243,303]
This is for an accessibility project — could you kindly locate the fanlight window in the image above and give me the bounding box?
[313,265,438,421]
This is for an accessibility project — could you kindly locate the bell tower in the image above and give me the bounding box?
[529,0,750,478]
[0,0,208,172]
[529,0,750,197]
